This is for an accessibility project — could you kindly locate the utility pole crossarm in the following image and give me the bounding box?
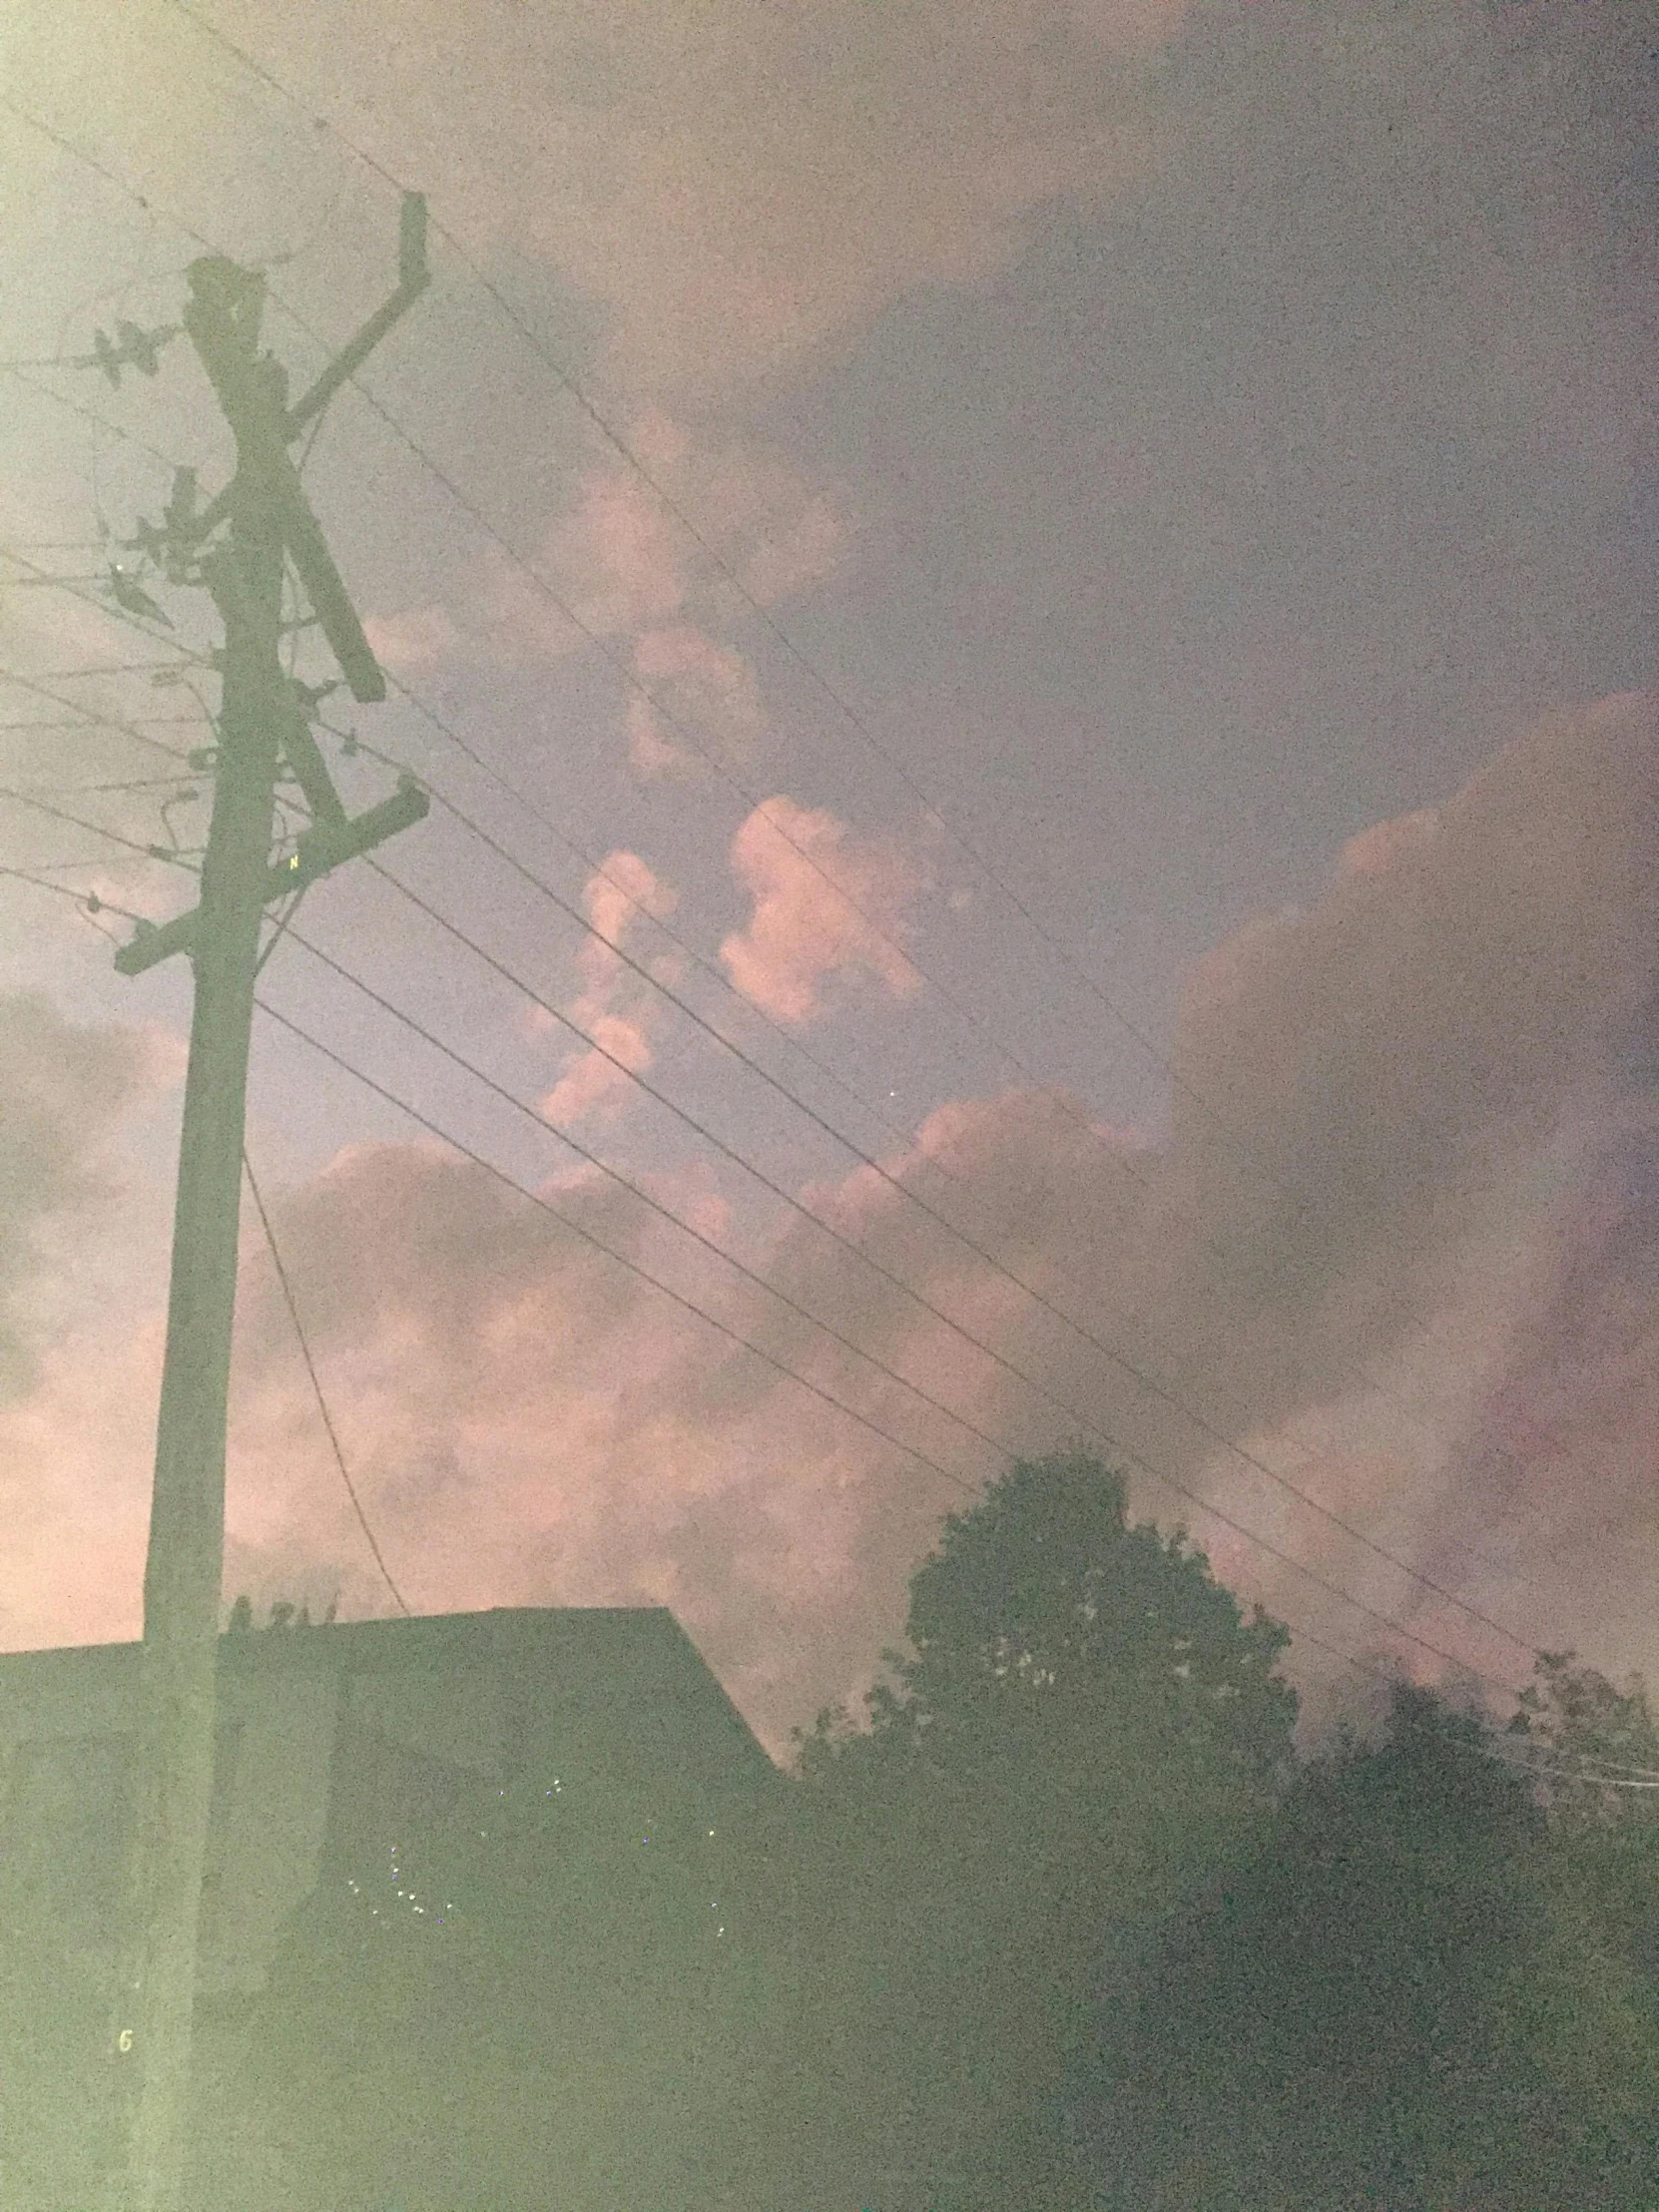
[115,776,429,974]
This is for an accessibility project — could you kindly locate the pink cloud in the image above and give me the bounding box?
[480,414,848,776]
[539,1014,655,1127]
[1336,807,1440,881]
[360,602,460,671]
[537,850,678,1128]
[625,693,703,782]
[630,621,766,773]
[720,798,925,1025]
[6,691,1658,1765]
[554,473,689,638]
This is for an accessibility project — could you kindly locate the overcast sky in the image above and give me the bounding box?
[0,0,1654,1754]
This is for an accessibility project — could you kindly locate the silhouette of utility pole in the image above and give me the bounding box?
[108,195,431,2212]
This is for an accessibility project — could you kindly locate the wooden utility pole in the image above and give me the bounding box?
[109,197,431,2212]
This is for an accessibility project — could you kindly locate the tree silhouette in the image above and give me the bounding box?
[1084,1681,1659,2211]
[774,1450,1298,2211]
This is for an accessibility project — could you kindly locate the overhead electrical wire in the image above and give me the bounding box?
[0,861,151,929]
[356,843,1543,1673]
[260,914,1536,1710]
[6,661,200,683]
[0,409,1556,1700]
[0,712,205,734]
[1,75,1620,1724]
[0,778,202,869]
[0,546,215,663]
[349,693,1556,1683]
[261,989,1631,1757]
[241,1146,413,1616]
[1218,1613,1659,1792]
[251,991,1002,1505]
[0,771,200,798]
[259,969,1654,1790]
[1,225,1556,1707]
[131,5,1588,1521]
[1,359,201,484]
[0,666,211,772]
[0,90,224,257]
[1,75,1593,1532]
[16,107,1503,1548]
[276,333,1592,1522]
[339,697,1493,1543]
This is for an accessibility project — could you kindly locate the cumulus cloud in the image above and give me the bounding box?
[360,603,460,673]
[217,686,1656,1750]
[365,411,850,778]
[720,797,926,1025]
[536,850,680,1127]
[5,692,1657,1763]
[550,469,690,641]
[544,419,851,777]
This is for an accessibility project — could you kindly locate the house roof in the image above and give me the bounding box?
[0,1605,778,1785]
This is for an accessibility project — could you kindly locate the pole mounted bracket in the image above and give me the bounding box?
[283,192,430,443]
[116,191,435,983]
[167,193,432,701]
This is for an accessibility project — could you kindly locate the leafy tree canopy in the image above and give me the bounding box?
[1084,1679,1659,2212]
[776,1451,1300,2212]
[800,1449,1297,1808]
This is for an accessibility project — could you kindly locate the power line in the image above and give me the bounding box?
[248,892,1572,1740]
[342,689,1553,1570]
[0,773,201,798]
[293,349,1594,1532]
[350,765,1543,1671]
[1250,1619,1659,1790]
[337,726,1573,1680]
[133,2,1511,1424]
[2,360,200,483]
[251,991,1001,1507]
[3,711,1539,1697]
[0,71,1594,1710]
[0,572,110,588]
[0,780,202,868]
[0,714,206,733]
[0,315,1550,1702]
[0,666,207,769]
[1470,1738,1659,1793]
[1,391,1575,1717]
[253,977,1453,1701]
[263,919,1532,1708]
[0,860,151,925]
[137,26,1610,1552]
[241,1147,412,1616]
[0,91,222,258]
[6,662,199,683]
[2,73,1592,1556]
[272,924,1028,1475]
[0,547,211,662]
[357,688,925,1162]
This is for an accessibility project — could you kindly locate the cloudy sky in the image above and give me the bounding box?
[0,0,1654,1754]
